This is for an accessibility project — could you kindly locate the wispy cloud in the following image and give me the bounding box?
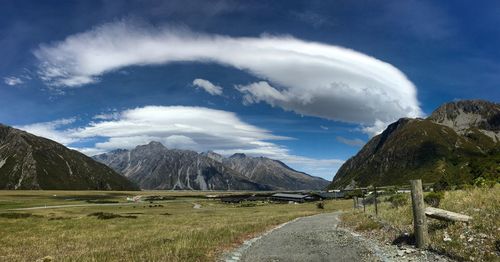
[16,106,344,178]
[3,76,24,86]
[192,78,223,96]
[33,19,422,135]
[292,11,334,28]
[336,136,365,147]
[15,118,77,144]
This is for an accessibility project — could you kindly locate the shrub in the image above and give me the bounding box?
[424,192,444,207]
[316,202,325,209]
[362,195,377,205]
[387,194,408,208]
[356,219,382,231]
[88,212,137,220]
[344,189,364,199]
[0,212,39,219]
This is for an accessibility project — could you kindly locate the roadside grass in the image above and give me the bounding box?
[340,184,500,261]
[0,191,351,261]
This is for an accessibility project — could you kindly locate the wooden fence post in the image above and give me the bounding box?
[410,179,429,248]
[353,196,358,209]
[363,192,366,213]
[374,186,378,216]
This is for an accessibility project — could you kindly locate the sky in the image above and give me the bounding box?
[1,0,499,180]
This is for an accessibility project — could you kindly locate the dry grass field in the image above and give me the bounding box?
[0,191,351,261]
[341,185,500,261]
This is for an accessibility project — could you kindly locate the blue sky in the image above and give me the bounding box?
[1,0,499,180]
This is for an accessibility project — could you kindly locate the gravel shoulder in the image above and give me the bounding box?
[221,212,453,262]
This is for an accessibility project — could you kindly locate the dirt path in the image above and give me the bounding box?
[221,212,452,262]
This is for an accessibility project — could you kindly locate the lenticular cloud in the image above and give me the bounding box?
[34,20,423,134]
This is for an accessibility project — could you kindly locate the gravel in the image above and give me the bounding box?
[221,212,454,262]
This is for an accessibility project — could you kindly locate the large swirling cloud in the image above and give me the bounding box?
[34,20,422,134]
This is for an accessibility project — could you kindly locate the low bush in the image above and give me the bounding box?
[387,194,408,208]
[424,192,444,207]
[0,212,41,219]
[356,218,382,231]
[87,212,137,220]
[86,200,119,204]
[316,202,325,209]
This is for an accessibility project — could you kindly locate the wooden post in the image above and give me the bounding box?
[374,186,378,216]
[410,179,429,248]
[353,196,358,209]
[363,196,366,213]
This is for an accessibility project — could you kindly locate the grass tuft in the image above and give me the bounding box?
[87,212,137,220]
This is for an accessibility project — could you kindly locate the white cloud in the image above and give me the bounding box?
[16,118,77,144]
[33,19,423,134]
[320,125,329,130]
[235,81,288,106]
[17,106,344,179]
[92,112,119,120]
[3,76,24,86]
[336,136,365,147]
[192,78,223,95]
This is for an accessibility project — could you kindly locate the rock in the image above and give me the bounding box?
[35,256,53,262]
[404,248,414,254]
[397,250,405,257]
[478,233,488,239]
[468,237,474,242]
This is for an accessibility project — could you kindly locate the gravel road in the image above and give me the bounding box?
[222,212,452,262]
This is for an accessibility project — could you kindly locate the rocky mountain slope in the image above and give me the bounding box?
[93,142,272,190]
[0,124,138,190]
[329,100,500,189]
[94,143,328,190]
[220,153,329,190]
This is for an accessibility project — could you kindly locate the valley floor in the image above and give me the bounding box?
[0,190,350,261]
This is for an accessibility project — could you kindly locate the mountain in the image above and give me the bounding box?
[0,124,138,190]
[93,142,271,190]
[221,153,329,190]
[329,100,500,189]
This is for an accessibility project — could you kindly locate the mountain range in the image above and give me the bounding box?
[329,100,500,189]
[93,142,329,190]
[0,124,138,190]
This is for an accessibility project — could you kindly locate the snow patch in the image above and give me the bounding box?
[196,172,208,190]
[0,158,7,169]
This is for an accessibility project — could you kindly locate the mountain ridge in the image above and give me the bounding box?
[329,100,500,189]
[0,124,138,190]
[94,142,329,190]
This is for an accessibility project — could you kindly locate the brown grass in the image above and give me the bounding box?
[0,190,351,261]
[340,185,500,261]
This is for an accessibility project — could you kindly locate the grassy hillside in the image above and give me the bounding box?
[340,185,500,261]
[330,118,499,189]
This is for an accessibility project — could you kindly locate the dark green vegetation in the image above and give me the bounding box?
[88,212,137,219]
[424,191,444,207]
[0,124,138,190]
[0,190,351,261]
[330,100,500,189]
